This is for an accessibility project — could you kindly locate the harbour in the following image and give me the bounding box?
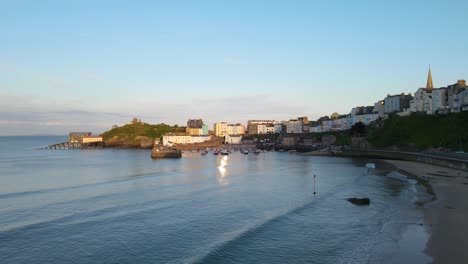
[0,136,433,264]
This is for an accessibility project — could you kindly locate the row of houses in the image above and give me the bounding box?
[406,79,468,115]
[383,68,468,115]
[159,69,466,146]
[309,68,467,132]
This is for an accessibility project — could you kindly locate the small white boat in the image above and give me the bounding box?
[366,163,376,169]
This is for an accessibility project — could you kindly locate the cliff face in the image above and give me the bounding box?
[101,123,184,149]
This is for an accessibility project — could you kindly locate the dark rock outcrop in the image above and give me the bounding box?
[346,197,370,205]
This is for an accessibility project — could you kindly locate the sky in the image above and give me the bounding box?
[1,0,468,135]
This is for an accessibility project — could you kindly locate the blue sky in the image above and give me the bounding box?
[1,0,467,135]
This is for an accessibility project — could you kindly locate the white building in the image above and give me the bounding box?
[215,122,245,136]
[286,119,303,133]
[409,68,436,114]
[265,125,276,134]
[431,88,448,113]
[321,120,333,132]
[410,88,433,114]
[227,124,245,135]
[162,134,212,147]
[373,100,386,118]
[384,93,413,113]
[214,122,228,136]
[257,124,267,134]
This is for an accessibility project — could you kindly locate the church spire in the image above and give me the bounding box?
[426,65,434,89]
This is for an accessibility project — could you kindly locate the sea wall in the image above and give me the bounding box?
[151,148,182,158]
[305,149,468,171]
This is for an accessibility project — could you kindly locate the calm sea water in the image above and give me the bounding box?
[0,136,431,263]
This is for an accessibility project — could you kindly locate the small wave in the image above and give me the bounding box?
[386,171,417,184]
[191,177,363,264]
[0,169,180,200]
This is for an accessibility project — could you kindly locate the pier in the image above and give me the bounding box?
[38,132,104,150]
[38,141,103,150]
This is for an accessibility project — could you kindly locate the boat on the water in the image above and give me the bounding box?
[242,150,249,155]
[220,150,229,155]
[254,149,261,155]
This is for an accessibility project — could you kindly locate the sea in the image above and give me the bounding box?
[0,136,432,264]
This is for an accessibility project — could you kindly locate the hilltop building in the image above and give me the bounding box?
[384,93,413,113]
[447,80,467,112]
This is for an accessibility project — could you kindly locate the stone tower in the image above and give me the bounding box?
[426,66,434,89]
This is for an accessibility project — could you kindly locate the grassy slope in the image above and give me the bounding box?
[368,112,468,151]
[101,123,183,143]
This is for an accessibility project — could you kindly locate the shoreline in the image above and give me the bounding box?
[384,160,468,263]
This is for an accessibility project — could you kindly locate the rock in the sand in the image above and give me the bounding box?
[346,197,370,205]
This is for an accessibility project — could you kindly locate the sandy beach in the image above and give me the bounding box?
[385,160,468,264]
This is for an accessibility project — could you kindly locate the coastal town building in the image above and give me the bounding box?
[317,116,333,132]
[409,67,436,114]
[69,132,92,143]
[285,119,303,133]
[214,122,228,137]
[214,122,245,136]
[186,119,208,136]
[431,88,448,114]
[162,133,211,147]
[227,124,245,135]
[274,124,283,133]
[384,93,413,113]
[447,80,467,112]
[309,121,321,133]
[297,116,309,133]
[373,100,385,118]
[247,120,276,134]
[410,88,433,114]
[265,124,276,134]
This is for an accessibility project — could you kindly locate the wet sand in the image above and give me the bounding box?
[385,160,468,264]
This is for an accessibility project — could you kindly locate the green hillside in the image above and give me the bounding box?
[368,112,468,151]
[101,123,184,146]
